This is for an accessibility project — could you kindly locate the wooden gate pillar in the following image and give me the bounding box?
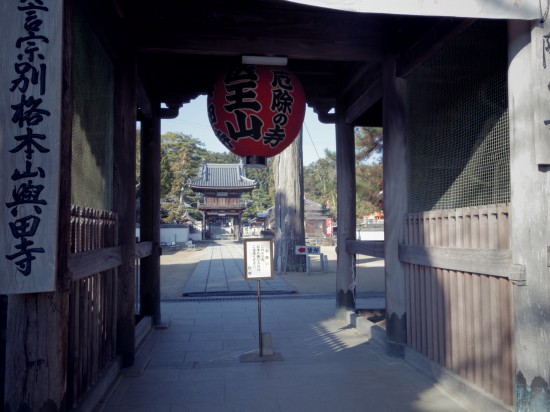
[234,215,241,241]
[140,105,162,328]
[114,43,138,368]
[508,20,550,410]
[335,103,356,317]
[273,131,306,273]
[382,56,408,354]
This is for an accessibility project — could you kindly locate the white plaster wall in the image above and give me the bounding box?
[135,227,191,244]
[356,231,384,241]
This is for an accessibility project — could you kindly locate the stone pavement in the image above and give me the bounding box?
[181,242,295,296]
[165,240,385,310]
[98,241,482,411]
[101,297,476,411]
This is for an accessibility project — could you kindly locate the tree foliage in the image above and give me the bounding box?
[356,162,383,218]
[158,133,202,222]
[303,148,337,214]
[241,161,274,222]
[303,127,384,222]
[138,126,383,225]
[355,127,383,162]
[355,126,384,218]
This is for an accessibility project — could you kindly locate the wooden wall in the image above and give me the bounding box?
[401,204,514,405]
[204,197,243,206]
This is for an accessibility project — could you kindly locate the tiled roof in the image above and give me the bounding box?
[304,197,326,211]
[189,163,256,189]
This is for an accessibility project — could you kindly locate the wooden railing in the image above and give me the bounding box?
[346,240,384,258]
[402,204,514,405]
[67,206,155,407]
[67,207,119,408]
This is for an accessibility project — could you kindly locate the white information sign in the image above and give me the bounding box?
[244,239,274,280]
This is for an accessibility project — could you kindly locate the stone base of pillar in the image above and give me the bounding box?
[386,311,407,358]
[335,290,355,319]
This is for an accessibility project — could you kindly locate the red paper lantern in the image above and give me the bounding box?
[207,64,306,167]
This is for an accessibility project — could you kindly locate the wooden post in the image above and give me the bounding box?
[114,43,137,368]
[273,131,306,273]
[335,103,356,317]
[234,214,241,241]
[508,20,550,410]
[383,56,408,354]
[140,104,162,327]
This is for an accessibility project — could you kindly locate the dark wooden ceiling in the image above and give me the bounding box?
[94,0,469,124]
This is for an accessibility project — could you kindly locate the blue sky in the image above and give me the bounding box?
[160,94,336,166]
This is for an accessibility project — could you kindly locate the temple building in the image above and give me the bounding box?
[304,198,332,241]
[247,198,332,242]
[188,162,256,240]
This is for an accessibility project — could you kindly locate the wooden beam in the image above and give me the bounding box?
[136,77,152,120]
[345,78,382,124]
[314,110,336,124]
[160,107,180,119]
[136,241,153,259]
[69,247,123,281]
[346,240,384,258]
[138,37,384,62]
[340,63,377,95]
[398,244,513,278]
[397,19,474,78]
[339,63,383,125]
[68,242,152,281]
[134,3,388,62]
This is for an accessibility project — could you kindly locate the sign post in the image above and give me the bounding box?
[241,238,282,362]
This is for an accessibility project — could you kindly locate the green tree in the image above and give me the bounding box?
[202,151,240,164]
[159,132,205,222]
[354,126,383,220]
[241,161,275,222]
[143,127,383,226]
[356,162,383,219]
[303,149,337,215]
[303,127,384,224]
[355,127,383,162]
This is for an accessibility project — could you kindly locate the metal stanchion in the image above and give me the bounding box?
[257,280,263,357]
